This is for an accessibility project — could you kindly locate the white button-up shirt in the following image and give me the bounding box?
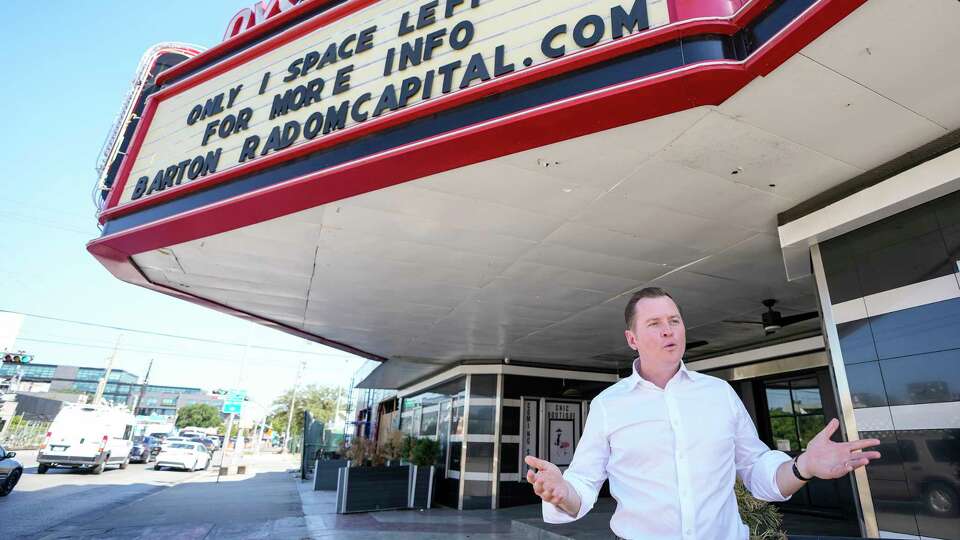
[543,361,792,539]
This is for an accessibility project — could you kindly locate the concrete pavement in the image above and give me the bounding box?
[1,449,215,539]
[0,454,309,540]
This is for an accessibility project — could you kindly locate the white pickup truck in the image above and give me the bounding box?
[37,403,135,474]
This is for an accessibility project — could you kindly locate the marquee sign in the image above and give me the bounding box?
[112,0,669,207]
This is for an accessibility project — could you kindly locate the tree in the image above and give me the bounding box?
[175,404,223,429]
[267,384,345,437]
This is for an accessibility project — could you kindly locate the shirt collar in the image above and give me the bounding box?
[626,357,694,390]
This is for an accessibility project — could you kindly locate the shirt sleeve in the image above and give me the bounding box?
[726,385,793,502]
[543,399,610,523]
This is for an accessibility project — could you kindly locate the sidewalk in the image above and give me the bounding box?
[294,475,866,540]
[296,477,618,540]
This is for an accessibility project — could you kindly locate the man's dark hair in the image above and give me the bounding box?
[624,287,680,328]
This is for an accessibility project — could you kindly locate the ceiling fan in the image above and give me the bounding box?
[725,299,819,335]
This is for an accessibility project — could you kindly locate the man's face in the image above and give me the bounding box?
[624,296,686,365]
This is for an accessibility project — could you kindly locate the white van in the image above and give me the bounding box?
[37,403,135,474]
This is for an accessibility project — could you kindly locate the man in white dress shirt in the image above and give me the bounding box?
[525,287,881,540]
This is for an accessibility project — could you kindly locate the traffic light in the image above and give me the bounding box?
[2,352,33,364]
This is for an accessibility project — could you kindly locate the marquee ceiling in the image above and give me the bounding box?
[125,0,960,388]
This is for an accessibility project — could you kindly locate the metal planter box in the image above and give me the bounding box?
[336,464,410,514]
[407,465,436,509]
[314,458,349,491]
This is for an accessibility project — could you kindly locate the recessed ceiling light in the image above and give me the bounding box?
[731,167,743,175]
[768,183,776,188]
[562,187,573,193]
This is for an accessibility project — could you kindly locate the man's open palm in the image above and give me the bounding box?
[801,418,881,479]
[525,456,575,508]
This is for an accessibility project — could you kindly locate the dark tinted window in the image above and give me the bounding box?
[879,350,960,405]
[845,361,888,408]
[837,319,878,364]
[870,298,960,360]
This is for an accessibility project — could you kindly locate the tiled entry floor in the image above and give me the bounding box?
[297,480,866,539]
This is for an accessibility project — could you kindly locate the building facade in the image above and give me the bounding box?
[88,1,960,538]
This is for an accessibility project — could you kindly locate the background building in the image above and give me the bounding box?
[0,361,223,417]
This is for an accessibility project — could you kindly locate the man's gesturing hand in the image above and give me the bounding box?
[524,455,581,516]
[798,418,882,480]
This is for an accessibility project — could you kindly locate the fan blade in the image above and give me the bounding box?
[686,340,709,349]
[780,311,819,326]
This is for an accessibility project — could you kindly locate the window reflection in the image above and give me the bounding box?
[765,378,826,452]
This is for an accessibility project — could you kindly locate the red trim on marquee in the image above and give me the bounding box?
[89,0,868,358]
[157,0,341,87]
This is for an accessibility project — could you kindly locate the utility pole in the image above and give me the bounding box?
[282,359,306,454]
[93,335,121,405]
[216,411,236,483]
[131,358,153,414]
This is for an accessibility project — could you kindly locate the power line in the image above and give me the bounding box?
[0,215,92,236]
[16,336,243,363]
[1,309,361,358]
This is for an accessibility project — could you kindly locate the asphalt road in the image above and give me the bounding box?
[0,449,222,539]
[0,449,310,540]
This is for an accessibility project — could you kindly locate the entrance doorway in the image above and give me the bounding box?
[757,371,847,514]
[705,354,861,536]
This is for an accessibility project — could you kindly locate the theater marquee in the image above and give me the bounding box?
[116,0,668,205]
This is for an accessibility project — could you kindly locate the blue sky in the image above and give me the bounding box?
[0,2,371,407]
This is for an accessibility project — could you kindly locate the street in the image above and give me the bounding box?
[0,450,310,539]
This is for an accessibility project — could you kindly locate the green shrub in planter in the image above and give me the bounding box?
[400,435,416,463]
[380,430,406,463]
[410,438,441,467]
[735,480,787,540]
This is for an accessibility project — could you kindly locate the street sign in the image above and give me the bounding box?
[222,402,242,414]
[222,388,246,415]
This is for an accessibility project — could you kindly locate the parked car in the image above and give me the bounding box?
[0,444,23,497]
[37,403,135,474]
[154,441,211,471]
[190,437,217,453]
[129,435,161,464]
[157,436,188,451]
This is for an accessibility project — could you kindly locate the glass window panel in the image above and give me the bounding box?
[770,416,799,452]
[879,350,960,406]
[925,437,960,464]
[501,406,520,436]
[452,406,465,436]
[791,380,823,415]
[465,442,494,473]
[468,405,495,435]
[420,409,439,437]
[798,415,826,451]
[766,386,794,416]
[438,401,451,468]
[846,362,889,408]
[500,442,520,474]
[449,441,462,472]
[470,375,497,397]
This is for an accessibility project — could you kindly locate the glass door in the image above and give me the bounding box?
[765,377,827,455]
[760,372,847,515]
